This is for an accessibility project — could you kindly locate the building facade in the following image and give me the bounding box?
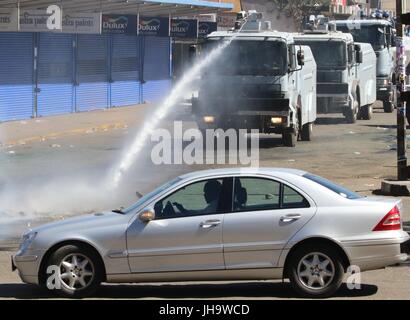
[0,0,232,122]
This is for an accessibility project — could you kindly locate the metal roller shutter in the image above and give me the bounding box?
[37,33,74,117]
[76,34,109,112]
[110,34,141,107]
[0,33,34,122]
[142,36,172,103]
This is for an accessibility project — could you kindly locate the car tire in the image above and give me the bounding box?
[46,244,103,298]
[287,244,344,298]
[300,122,313,141]
[383,101,394,113]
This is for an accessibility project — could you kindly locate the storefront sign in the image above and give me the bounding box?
[102,14,136,34]
[170,19,197,38]
[138,16,169,37]
[0,7,18,32]
[20,9,62,32]
[217,13,236,29]
[198,21,217,38]
[62,12,101,34]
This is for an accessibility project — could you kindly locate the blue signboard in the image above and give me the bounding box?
[198,21,217,38]
[102,14,136,34]
[170,19,198,38]
[138,16,169,37]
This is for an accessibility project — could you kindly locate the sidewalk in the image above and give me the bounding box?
[0,104,152,147]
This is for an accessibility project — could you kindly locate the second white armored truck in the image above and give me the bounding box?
[294,17,377,123]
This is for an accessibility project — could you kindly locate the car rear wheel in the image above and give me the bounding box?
[287,244,344,298]
[46,244,103,298]
[359,104,373,120]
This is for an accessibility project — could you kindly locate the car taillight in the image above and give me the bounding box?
[373,206,401,231]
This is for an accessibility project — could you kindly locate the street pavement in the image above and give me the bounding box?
[1,101,410,299]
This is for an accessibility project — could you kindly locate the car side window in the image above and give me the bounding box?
[154,178,229,219]
[233,178,281,212]
[282,184,310,209]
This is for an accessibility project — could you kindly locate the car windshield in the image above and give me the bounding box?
[296,40,346,69]
[123,177,182,213]
[303,174,362,199]
[336,24,386,50]
[202,39,288,76]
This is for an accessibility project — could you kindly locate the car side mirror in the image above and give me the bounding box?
[139,208,155,223]
[297,50,305,66]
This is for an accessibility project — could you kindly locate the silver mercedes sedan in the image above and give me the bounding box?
[12,168,410,298]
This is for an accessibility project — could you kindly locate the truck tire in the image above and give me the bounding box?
[383,101,394,113]
[359,104,373,120]
[283,130,296,147]
[300,122,313,141]
[345,93,359,124]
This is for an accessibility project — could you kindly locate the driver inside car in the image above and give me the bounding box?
[173,180,222,216]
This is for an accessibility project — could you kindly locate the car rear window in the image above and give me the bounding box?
[303,174,362,200]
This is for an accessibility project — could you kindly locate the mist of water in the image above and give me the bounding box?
[108,39,233,189]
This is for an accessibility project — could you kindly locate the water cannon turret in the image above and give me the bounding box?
[234,10,270,32]
[304,15,331,34]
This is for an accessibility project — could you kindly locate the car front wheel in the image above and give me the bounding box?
[46,244,103,298]
[287,244,344,298]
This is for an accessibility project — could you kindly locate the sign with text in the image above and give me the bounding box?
[138,16,169,37]
[62,12,101,34]
[198,21,217,38]
[0,7,18,31]
[102,14,136,34]
[170,19,198,38]
[19,9,62,32]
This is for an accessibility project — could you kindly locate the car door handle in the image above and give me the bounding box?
[280,214,302,223]
[200,220,221,229]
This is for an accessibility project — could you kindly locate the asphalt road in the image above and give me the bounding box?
[1,101,410,299]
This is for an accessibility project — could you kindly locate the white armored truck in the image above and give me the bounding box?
[294,17,377,123]
[192,11,317,147]
[331,18,396,113]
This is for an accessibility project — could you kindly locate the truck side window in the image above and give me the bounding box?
[288,45,296,70]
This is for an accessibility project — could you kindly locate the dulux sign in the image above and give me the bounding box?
[102,14,136,34]
[138,16,169,37]
[198,21,217,38]
[170,19,198,38]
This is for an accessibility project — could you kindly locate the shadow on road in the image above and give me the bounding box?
[315,117,347,125]
[0,282,378,299]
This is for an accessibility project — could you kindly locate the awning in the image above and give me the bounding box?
[0,0,234,16]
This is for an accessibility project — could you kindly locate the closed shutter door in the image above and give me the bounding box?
[0,33,34,121]
[142,37,172,103]
[37,33,74,116]
[110,34,141,107]
[76,34,109,112]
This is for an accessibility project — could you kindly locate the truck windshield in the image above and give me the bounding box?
[202,39,287,76]
[296,40,346,69]
[336,24,386,50]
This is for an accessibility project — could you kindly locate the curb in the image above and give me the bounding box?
[2,122,127,148]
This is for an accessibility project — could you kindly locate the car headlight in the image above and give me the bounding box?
[19,231,37,252]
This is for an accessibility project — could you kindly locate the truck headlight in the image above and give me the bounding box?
[203,116,215,124]
[271,117,283,124]
[19,231,37,252]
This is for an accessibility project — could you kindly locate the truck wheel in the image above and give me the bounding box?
[383,101,394,113]
[283,130,296,147]
[360,104,373,120]
[300,122,313,141]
